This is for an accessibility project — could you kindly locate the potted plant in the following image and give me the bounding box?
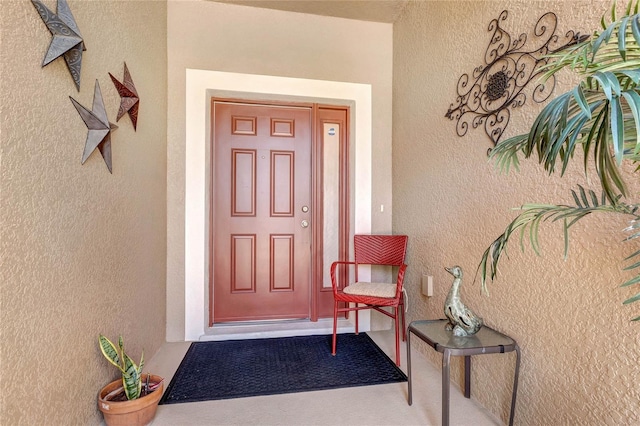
[479,1,640,320]
[98,335,164,426]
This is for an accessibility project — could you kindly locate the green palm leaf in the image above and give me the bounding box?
[478,193,640,320]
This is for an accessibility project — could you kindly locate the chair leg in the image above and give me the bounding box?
[401,300,407,341]
[394,306,401,366]
[332,301,338,356]
[354,303,359,335]
[397,295,406,341]
[402,310,407,341]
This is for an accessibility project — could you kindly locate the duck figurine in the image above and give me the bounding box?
[444,265,483,336]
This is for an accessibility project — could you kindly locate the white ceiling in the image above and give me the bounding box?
[212,0,410,23]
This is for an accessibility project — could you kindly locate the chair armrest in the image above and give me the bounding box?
[394,263,408,298]
[330,260,356,293]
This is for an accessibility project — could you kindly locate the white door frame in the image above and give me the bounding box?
[184,69,372,340]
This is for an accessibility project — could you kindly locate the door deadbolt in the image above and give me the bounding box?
[301,205,309,213]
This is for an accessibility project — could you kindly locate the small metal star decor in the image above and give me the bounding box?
[31,0,85,91]
[445,10,588,151]
[69,80,118,173]
[109,63,140,130]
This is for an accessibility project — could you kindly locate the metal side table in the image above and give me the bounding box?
[407,319,520,426]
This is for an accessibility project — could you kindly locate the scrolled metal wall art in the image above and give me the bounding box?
[445,10,588,153]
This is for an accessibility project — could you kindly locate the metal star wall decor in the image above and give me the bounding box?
[109,63,140,130]
[445,10,588,152]
[70,80,118,173]
[31,0,86,91]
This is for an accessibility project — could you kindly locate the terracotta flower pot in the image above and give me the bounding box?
[98,374,164,426]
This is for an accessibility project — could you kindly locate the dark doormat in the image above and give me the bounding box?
[159,333,407,404]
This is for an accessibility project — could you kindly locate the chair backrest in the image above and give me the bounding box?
[353,235,408,266]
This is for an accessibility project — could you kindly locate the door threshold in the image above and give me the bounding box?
[200,318,354,341]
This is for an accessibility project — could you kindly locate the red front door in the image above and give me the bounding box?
[211,101,312,323]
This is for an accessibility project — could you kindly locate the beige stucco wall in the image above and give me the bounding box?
[4,0,637,423]
[0,0,167,424]
[166,0,393,340]
[394,1,639,424]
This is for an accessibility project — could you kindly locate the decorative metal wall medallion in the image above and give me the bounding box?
[31,0,85,91]
[445,10,588,151]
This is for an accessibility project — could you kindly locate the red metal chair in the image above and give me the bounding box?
[330,234,408,366]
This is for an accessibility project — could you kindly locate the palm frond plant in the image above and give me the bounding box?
[479,1,640,321]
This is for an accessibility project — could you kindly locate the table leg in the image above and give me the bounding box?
[407,329,413,405]
[442,349,451,426]
[464,356,471,398]
[509,345,521,426]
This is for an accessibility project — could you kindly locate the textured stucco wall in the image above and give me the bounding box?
[394,1,640,424]
[166,0,393,340]
[0,0,167,424]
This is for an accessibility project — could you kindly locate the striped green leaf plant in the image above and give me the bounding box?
[99,334,145,400]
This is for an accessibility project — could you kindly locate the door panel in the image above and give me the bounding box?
[212,101,312,323]
[314,107,349,319]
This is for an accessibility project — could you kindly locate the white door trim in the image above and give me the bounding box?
[185,69,372,340]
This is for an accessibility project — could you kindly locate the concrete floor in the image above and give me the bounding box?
[143,326,503,426]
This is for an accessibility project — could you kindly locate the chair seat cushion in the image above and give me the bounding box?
[343,282,397,298]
